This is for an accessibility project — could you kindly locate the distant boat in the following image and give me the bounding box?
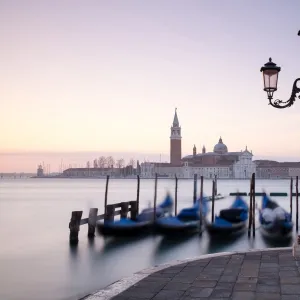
[205,196,248,236]
[154,197,209,235]
[259,195,293,240]
[96,194,173,237]
[207,194,225,201]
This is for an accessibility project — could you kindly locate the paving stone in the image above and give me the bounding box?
[163,281,190,291]
[219,275,237,283]
[255,292,280,300]
[237,277,258,284]
[202,268,224,275]
[119,287,156,299]
[152,289,184,300]
[232,291,255,300]
[256,284,280,293]
[210,288,232,298]
[259,271,279,278]
[261,263,280,268]
[280,266,298,271]
[280,271,299,277]
[215,282,234,290]
[171,276,195,284]
[281,285,300,295]
[281,277,300,284]
[197,273,222,281]
[281,295,300,300]
[183,266,204,273]
[193,280,217,288]
[257,278,279,285]
[183,287,214,297]
[133,281,166,293]
[260,267,279,273]
[234,283,257,291]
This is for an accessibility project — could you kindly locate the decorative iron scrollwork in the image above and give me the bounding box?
[269,78,300,109]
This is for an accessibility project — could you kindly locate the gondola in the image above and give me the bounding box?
[259,195,293,240]
[154,197,209,235]
[205,196,248,236]
[96,193,173,237]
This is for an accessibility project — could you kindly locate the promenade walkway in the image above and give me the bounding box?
[86,248,300,300]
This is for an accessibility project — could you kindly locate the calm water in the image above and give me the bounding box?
[0,178,296,300]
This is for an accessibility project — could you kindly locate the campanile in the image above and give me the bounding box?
[170,108,182,165]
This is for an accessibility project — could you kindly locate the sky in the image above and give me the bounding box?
[1,0,300,172]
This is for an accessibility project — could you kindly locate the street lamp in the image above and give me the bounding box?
[260,31,300,109]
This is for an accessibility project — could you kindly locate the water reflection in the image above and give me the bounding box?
[206,232,246,253]
[261,235,293,248]
[155,234,196,255]
[100,235,149,255]
[69,244,79,260]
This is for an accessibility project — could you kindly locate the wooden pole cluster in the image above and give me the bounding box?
[248,173,255,237]
[211,180,215,223]
[296,176,299,232]
[199,175,204,236]
[69,174,140,244]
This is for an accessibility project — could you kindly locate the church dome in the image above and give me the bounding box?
[213,137,228,154]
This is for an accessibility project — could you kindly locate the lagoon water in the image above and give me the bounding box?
[0,178,296,300]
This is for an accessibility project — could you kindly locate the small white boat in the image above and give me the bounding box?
[207,194,225,201]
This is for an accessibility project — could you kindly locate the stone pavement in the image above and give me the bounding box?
[103,249,300,300]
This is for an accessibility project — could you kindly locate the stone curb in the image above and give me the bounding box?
[84,247,292,300]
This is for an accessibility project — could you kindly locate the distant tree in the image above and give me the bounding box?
[93,159,98,168]
[106,156,115,168]
[116,158,125,169]
[129,158,135,168]
[98,156,106,168]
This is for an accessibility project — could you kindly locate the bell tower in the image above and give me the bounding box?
[170,108,182,165]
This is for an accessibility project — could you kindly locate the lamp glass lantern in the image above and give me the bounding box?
[260,58,281,100]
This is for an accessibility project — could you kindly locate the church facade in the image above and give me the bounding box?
[140,109,256,179]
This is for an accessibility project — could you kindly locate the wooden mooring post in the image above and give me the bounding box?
[104,175,110,215]
[290,177,293,220]
[296,176,299,231]
[214,174,218,196]
[199,175,204,236]
[193,174,197,204]
[248,174,254,237]
[153,173,158,223]
[69,211,83,244]
[211,180,215,223]
[87,208,98,238]
[175,175,178,216]
[252,173,256,237]
[136,175,140,214]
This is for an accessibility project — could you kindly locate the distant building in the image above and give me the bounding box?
[140,109,256,179]
[37,165,44,177]
[255,160,300,179]
[61,108,300,180]
[63,167,122,178]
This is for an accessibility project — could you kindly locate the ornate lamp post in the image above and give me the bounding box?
[260,31,300,109]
